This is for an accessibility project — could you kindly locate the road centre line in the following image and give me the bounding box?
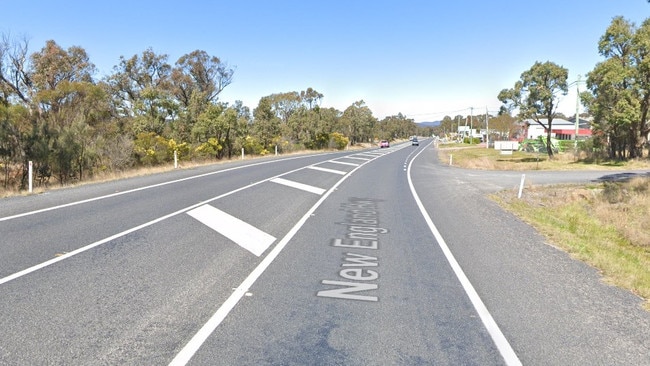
[0,154,334,223]
[187,205,276,257]
[406,142,522,366]
[270,177,326,195]
[307,165,347,175]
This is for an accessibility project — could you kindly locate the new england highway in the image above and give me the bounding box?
[1,141,649,365]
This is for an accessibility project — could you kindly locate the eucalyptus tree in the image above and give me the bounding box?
[171,50,234,142]
[268,91,301,124]
[490,113,517,140]
[0,35,31,105]
[172,50,234,108]
[377,113,417,140]
[498,61,569,158]
[106,48,177,135]
[439,115,454,136]
[584,16,650,159]
[252,96,282,151]
[341,100,376,145]
[259,88,325,148]
[311,106,342,149]
[300,87,323,109]
[27,40,108,183]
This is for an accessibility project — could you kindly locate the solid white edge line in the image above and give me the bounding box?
[168,151,384,366]
[406,142,522,366]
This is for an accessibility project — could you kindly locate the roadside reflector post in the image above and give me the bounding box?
[174,150,178,169]
[449,154,453,166]
[241,148,245,160]
[518,174,526,199]
[28,161,33,193]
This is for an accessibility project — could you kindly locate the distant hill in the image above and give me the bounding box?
[417,121,440,127]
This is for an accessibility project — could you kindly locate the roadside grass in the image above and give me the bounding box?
[492,183,650,310]
[439,143,650,310]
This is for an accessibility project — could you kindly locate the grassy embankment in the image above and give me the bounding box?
[438,145,650,310]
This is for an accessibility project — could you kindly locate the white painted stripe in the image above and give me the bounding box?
[328,160,359,167]
[187,205,275,257]
[307,166,346,175]
[270,177,326,195]
[406,145,522,366]
[169,153,370,366]
[343,156,372,161]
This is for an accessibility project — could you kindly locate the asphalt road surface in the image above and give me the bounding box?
[1,141,649,365]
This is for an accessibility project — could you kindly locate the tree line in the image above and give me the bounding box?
[0,36,430,191]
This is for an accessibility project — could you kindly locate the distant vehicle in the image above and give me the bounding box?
[412,138,419,146]
[380,140,390,148]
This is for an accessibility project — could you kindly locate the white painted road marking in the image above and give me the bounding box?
[169,151,374,366]
[307,165,347,175]
[187,205,276,257]
[343,156,372,161]
[353,153,380,158]
[270,177,326,195]
[328,160,359,166]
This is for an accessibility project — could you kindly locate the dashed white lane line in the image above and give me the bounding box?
[187,205,276,257]
[270,177,326,195]
[307,166,347,175]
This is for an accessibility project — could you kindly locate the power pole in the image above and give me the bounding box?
[470,107,474,144]
[485,106,489,149]
[575,75,581,149]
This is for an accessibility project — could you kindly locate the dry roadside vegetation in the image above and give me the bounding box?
[440,146,650,310]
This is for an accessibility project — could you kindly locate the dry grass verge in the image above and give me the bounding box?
[491,178,650,311]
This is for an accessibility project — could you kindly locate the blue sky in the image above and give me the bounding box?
[2,1,649,122]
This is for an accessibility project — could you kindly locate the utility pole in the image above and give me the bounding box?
[575,75,581,149]
[470,107,474,144]
[485,106,489,149]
